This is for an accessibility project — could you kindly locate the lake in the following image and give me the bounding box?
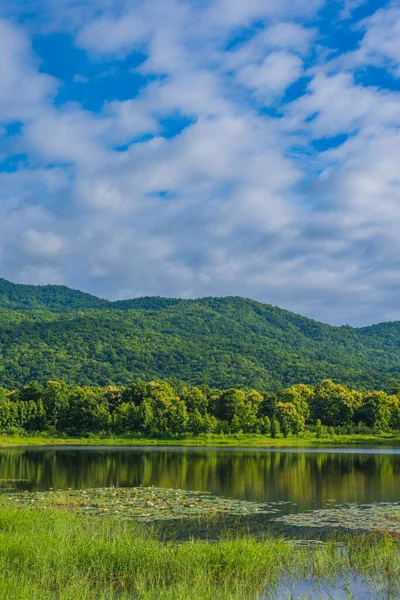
[1,446,399,512]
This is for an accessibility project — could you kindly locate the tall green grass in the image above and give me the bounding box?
[0,504,398,599]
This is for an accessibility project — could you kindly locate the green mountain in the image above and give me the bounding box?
[0,278,108,311]
[0,279,399,391]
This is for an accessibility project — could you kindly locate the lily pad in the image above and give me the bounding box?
[4,486,282,522]
[273,502,400,535]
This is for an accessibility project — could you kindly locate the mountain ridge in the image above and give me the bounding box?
[0,278,399,391]
[0,278,359,326]
[2,277,398,330]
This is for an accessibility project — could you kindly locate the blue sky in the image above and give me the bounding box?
[0,0,400,325]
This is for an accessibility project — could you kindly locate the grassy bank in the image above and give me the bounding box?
[1,432,400,448]
[0,503,398,600]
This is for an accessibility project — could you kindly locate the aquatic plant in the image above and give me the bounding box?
[4,486,282,522]
[273,502,400,535]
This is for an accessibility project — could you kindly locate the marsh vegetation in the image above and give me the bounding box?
[0,494,399,600]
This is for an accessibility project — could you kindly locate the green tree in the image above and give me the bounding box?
[275,402,305,437]
[140,382,188,435]
[356,391,393,430]
[311,380,359,426]
[19,399,46,431]
[315,418,324,438]
[215,389,247,422]
[59,388,111,435]
[136,399,154,435]
[113,402,139,434]
[258,415,271,435]
[187,409,205,435]
[43,381,68,429]
[16,381,43,402]
[184,388,208,415]
[166,398,188,435]
[259,393,277,418]
[270,418,280,438]
[389,397,400,430]
[0,399,17,431]
[279,384,313,422]
[390,382,400,396]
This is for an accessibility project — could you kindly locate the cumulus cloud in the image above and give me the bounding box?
[0,19,57,122]
[1,0,400,326]
[262,22,315,54]
[24,107,111,164]
[76,11,149,56]
[236,51,304,101]
[356,3,400,73]
[22,229,69,258]
[289,72,400,135]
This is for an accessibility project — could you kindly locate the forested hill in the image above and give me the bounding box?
[0,278,108,310]
[0,278,182,312]
[0,279,400,391]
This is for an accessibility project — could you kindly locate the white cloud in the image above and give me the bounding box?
[23,229,69,258]
[237,51,303,101]
[223,24,313,77]
[0,19,57,123]
[357,4,400,73]
[136,72,230,119]
[75,0,320,64]
[289,72,400,135]
[263,22,315,54]
[105,99,159,137]
[76,10,149,56]
[24,107,110,164]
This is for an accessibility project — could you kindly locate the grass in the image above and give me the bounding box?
[1,431,400,448]
[0,502,399,600]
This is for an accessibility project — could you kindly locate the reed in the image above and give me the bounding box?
[0,503,398,599]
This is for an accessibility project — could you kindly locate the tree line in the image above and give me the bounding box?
[0,379,400,437]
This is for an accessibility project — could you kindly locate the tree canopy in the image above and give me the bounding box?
[0,378,399,437]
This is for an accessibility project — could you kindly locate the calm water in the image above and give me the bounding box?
[1,446,399,511]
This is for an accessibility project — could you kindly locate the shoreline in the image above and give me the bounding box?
[1,432,400,448]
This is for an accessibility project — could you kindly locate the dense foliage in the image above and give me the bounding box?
[1,279,400,390]
[1,379,399,437]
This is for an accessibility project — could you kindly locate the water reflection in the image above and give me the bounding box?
[0,447,399,510]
